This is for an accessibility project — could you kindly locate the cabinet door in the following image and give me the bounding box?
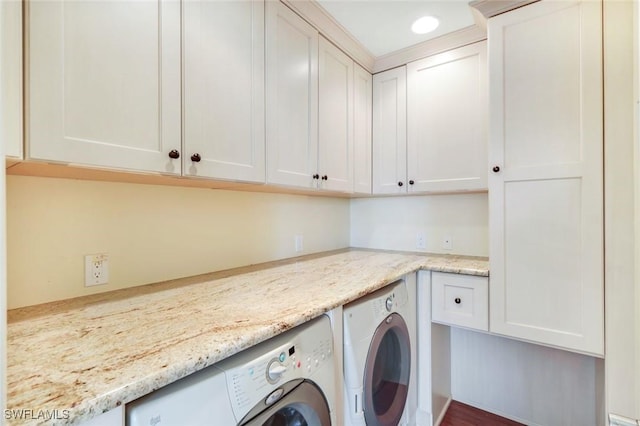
[27,0,181,174]
[372,66,407,194]
[353,63,372,194]
[318,36,353,193]
[488,0,603,355]
[266,1,318,188]
[407,42,487,193]
[183,0,265,183]
[1,0,22,159]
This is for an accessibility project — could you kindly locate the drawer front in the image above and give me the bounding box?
[431,272,488,331]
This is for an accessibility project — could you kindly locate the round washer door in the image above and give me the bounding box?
[363,312,411,426]
[242,380,331,426]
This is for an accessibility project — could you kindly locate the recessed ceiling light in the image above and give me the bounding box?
[411,16,440,35]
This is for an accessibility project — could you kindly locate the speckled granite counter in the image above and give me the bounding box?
[6,249,488,425]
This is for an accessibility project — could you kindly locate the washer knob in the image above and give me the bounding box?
[385,296,393,312]
[267,363,287,382]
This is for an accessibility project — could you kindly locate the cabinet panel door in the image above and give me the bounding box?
[407,42,487,193]
[266,1,318,188]
[488,0,603,355]
[2,0,22,159]
[372,66,407,194]
[27,0,181,174]
[353,63,372,194]
[318,36,353,193]
[183,0,265,183]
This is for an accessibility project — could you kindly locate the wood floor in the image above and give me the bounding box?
[440,400,524,426]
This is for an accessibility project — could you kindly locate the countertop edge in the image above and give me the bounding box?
[7,250,488,425]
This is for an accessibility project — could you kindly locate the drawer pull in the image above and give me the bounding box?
[455,297,461,304]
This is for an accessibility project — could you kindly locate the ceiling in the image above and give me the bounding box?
[315,0,476,57]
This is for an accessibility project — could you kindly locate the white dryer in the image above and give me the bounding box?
[343,276,417,426]
[127,314,337,425]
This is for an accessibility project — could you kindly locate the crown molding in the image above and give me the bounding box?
[278,0,538,76]
[469,0,539,29]
[280,0,376,72]
[372,25,487,74]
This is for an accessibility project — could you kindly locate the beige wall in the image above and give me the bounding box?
[350,193,489,257]
[7,175,351,309]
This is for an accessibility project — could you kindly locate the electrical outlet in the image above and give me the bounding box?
[85,254,109,286]
[416,232,426,250]
[443,236,453,250]
[294,235,304,253]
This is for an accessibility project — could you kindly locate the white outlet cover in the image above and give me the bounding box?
[85,254,109,286]
[416,232,426,250]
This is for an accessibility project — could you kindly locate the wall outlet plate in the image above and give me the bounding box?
[294,235,304,253]
[85,253,109,286]
[416,232,426,249]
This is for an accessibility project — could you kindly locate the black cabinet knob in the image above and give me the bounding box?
[398,181,404,187]
[321,175,328,181]
[455,298,461,304]
[168,150,180,159]
[313,174,320,179]
[492,166,500,173]
[191,153,201,162]
[409,180,415,185]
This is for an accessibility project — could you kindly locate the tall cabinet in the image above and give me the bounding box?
[26,0,182,174]
[488,0,604,355]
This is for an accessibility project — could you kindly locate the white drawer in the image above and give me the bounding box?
[431,272,488,331]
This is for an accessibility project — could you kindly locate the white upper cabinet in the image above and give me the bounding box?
[318,36,354,193]
[353,63,372,194]
[182,0,265,183]
[372,66,407,195]
[407,42,487,193]
[2,0,23,159]
[266,1,319,189]
[27,0,181,174]
[488,0,604,355]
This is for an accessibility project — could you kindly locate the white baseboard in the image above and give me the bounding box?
[609,413,639,426]
[433,397,451,426]
[451,398,537,426]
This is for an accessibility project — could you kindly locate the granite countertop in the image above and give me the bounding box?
[6,249,488,425]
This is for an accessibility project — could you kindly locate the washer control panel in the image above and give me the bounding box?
[214,316,333,423]
[371,279,408,319]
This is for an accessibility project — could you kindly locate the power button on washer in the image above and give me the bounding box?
[385,296,393,312]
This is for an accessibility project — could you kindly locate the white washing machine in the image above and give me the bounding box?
[127,314,337,425]
[343,276,417,426]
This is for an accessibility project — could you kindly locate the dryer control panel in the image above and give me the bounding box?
[214,315,334,423]
[370,279,409,319]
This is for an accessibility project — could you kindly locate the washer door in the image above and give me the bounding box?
[241,380,331,426]
[363,313,411,426]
